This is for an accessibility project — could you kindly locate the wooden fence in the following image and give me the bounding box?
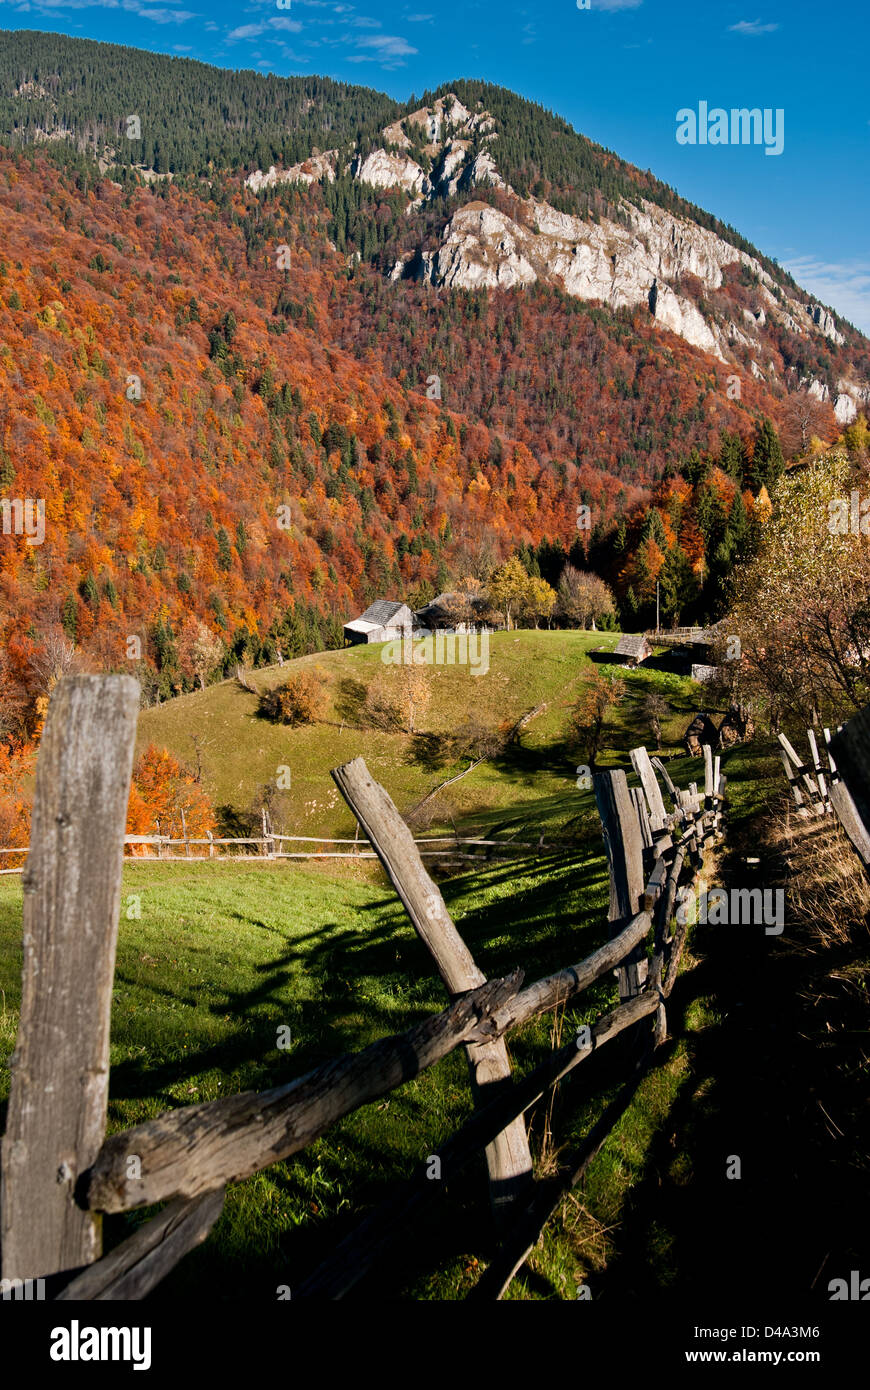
[0,829,563,873]
[0,675,724,1301]
[777,715,870,866]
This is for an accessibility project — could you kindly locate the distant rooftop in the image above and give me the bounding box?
[356,600,409,626]
[614,634,650,658]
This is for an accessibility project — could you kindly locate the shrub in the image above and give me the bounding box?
[259,668,327,725]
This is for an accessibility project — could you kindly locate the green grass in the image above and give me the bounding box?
[0,841,626,1299]
[137,631,705,841]
[0,633,785,1299]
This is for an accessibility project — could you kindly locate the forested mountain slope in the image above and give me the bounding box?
[0,31,868,732]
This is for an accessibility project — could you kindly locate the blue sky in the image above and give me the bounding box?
[2,0,868,332]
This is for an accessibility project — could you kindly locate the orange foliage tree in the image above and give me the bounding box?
[126,744,216,849]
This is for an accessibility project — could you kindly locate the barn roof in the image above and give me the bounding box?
[416,591,488,618]
[358,600,409,626]
[614,634,650,658]
[344,619,382,634]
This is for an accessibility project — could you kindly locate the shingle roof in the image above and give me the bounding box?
[416,592,488,618]
[358,600,408,625]
[614,634,650,658]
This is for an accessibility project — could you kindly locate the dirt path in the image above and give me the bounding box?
[592,814,867,1303]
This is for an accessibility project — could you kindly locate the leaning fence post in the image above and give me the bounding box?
[828,710,870,865]
[0,675,140,1284]
[594,769,647,1001]
[630,746,669,835]
[330,757,533,1224]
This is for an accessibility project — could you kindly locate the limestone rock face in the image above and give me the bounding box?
[806,302,844,345]
[803,377,831,402]
[835,379,870,424]
[242,91,868,404]
[245,152,336,192]
[835,394,858,424]
[351,149,429,195]
[393,198,730,359]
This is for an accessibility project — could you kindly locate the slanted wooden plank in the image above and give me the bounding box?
[330,758,533,1220]
[703,744,714,800]
[295,992,656,1300]
[829,781,870,863]
[780,749,811,818]
[56,1190,225,1300]
[823,727,838,777]
[778,732,819,800]
[827,708,870,863]
[594,770,646,1000]
[81,973,522,1214]
[806,729,830,811]
[643,857,667,912]
[652,755,680,803]
[630,747,669,834]
[631,787,653,851]
[1,675,140,1284]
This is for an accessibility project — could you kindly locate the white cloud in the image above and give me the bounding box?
[783,255,870,337]
[594,0,644,10]
[356,34,416,55]
[729,19,779,35]
[1,0,196,15]
[347,33,417,62]
[228,15,302,38]
[134,6,196,20]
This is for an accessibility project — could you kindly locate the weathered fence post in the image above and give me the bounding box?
[828,711,870,865]
[1,675,140,1284]
[330,758,533,1223]
[630,747,669,836]
[594,769,646,1000]
[181,806,191,859]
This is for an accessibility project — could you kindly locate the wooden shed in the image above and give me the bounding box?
[343,600,415,647]
[609,634,653,669]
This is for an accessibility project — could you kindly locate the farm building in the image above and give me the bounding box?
[343,600,415,647]
[414,591,493,634]
[609,634,653,668]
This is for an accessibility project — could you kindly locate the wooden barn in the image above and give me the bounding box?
[343,600,415,647]
[609,634,653,669]
[414,591,493,634]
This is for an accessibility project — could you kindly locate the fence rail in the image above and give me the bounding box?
[778,715,870,866]
[0,831,566,873]
[0,674,725,1301]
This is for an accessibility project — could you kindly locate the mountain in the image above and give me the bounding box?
[2,34,865,420]
[0,31,868,731]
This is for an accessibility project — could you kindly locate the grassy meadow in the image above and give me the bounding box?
[0,631,786,1299]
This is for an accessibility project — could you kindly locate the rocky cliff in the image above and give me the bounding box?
[244,91,867,425]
